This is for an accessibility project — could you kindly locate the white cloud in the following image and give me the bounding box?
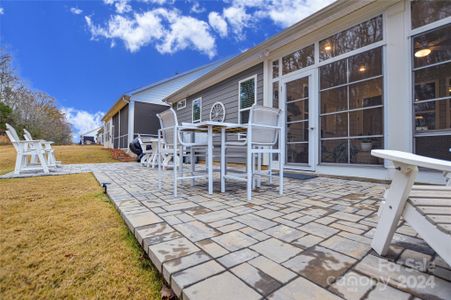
[157,15,216,58]
[70,7,83,15]
[0,7,4,15]
[223,5,251,40]
[103,0,132,14]
[208,12,228,38]
[258,0,335,28]
[191,2,205,14]
[86,8,216,57]
[61,107,104,142]
[85,12,165,53]
[83,0,335,57]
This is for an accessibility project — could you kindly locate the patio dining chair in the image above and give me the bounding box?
[5,123,50,175]
[23,128,58,167]
[157,108,210,197]
[221,105,284,200]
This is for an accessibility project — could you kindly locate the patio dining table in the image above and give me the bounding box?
[181,121,247,194]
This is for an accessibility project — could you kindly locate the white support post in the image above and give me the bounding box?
[128,100,135,147]
[371,162,418,256]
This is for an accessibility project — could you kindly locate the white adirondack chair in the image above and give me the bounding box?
[23,128,58,167]
[371,149,451,266]
[5,124,50,175]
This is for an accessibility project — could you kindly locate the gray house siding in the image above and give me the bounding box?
[174,63,263,124]
[134,102,167,138]
[174,63,264,163]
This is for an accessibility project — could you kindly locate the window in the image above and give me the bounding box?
[319,15,383,61]
[412,23,451,160]
[192,98,202,123]
[272,60,279,78]
[272,81,279,109]
[411,0,451,29]
[177,99,186,110]
[238,75,257,124]
[282,44,314,75]
[319,47,384,165]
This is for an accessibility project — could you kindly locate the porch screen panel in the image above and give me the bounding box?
[412,23,451,160]
[319,47,384,165]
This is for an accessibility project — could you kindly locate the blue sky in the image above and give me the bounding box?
[0,0,333,139]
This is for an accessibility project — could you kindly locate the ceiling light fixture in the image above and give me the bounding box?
[324,45,332,51]
[359,65,366,72]
[415,48,431,58]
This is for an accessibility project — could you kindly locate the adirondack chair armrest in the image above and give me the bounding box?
[40,140,54,145]
[371,149,451,173]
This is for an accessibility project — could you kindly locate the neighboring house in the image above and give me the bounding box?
[165,0,451,183]
[80,127,102,145]
[102,60,226,149]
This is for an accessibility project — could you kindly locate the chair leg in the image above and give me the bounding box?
[279,149,284,195]
[179,147,184,186]
[37,150,49,174]
[14,151,23,175]
[371,163,418,256]
[190,149,195,187]
[247,146,252,201]
[269,148,273,185]
[257,149,262,188]
[220,128,226,193]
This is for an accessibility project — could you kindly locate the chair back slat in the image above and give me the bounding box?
[249,105,281,145]
[5,130,19,151]
[23,128,33,141]
[157,108,178,145]
[5,123,21,142]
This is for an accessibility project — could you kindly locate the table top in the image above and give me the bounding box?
[181,122,247,133]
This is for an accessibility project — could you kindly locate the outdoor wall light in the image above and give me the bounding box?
[359,65,366,72]
[324,44,332,51]
[415,48,431,58]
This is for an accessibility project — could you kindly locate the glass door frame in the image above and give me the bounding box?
[280,68,319,171]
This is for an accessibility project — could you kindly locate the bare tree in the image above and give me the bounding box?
[0,50,72,144]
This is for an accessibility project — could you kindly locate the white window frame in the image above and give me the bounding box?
[238,75,258,123]
[192,97,202,123]
[177,99,186,110]
[238,75,258,139]
[407,0,451,155]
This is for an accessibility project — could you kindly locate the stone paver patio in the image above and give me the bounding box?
[3,162,451,299]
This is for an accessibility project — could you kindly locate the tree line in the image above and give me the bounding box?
[0,50,72,144]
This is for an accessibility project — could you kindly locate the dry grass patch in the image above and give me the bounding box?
[0,173,162,299]
[0,145,118,175]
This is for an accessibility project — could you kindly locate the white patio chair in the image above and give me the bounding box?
[137,134,154,167]
[221,105,284,201]
[371,149,451,266]
[23,128,58,167]
[156,108,209,197]
[5,124,49,175]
